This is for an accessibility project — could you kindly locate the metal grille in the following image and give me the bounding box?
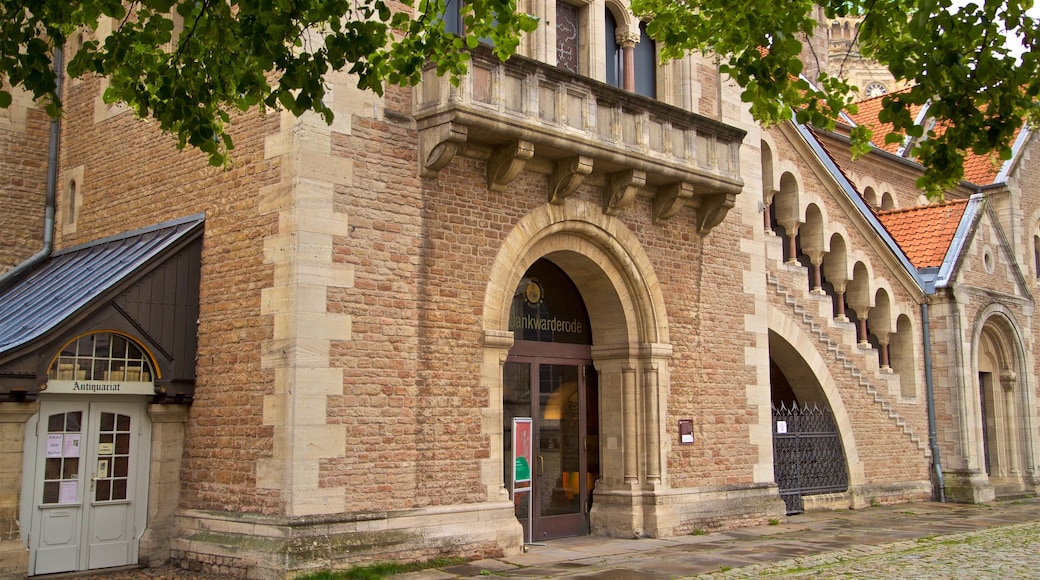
[772,402,849,514]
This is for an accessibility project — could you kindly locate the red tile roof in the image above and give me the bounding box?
[848,91,1019,185]
[876,200,969,268]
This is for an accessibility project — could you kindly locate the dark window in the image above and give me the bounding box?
[605,10,622,88]
[634,21,656,98]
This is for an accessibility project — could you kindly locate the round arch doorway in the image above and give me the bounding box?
[503,258,599,540]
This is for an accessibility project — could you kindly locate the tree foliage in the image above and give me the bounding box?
[0,0,536,165]
[636,0,1040,197]
[2,1,1037,196]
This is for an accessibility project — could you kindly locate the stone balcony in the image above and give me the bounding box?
[414,46,746,234]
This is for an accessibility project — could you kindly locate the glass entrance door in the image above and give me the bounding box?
[27,400,146,575]
[505,350,598,540]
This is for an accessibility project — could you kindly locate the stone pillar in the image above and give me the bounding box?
[809,260,824,295]
[878,337,891,373]
[833,287,848,322]
[622,366,638,484]
[0,402,38,578]
[141,404,188,566]
[643,366,661,485]
[856,312,871,347]
[617,32,639,92]
[786,227,800,265]
[1002,371,1021,476]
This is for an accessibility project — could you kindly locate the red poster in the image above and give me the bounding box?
[513,418,532,490]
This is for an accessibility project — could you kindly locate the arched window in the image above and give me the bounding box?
[605,9,622,89]
[49,332,155,382]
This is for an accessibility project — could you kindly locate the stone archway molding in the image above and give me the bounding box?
[480,199,673,539]
[767,308,865,491]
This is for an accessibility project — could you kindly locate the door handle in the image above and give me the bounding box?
[90,472,96,492]
[539,455,544,475]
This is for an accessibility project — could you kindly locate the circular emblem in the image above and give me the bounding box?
[524,280,543,305]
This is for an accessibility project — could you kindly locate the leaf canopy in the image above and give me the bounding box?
[0,0,537,165]
[633,0,1040,197]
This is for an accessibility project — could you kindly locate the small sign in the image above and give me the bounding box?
[513,418,533,491]
[97,459,109,479]
[46,434,64,457]
[46,380,154,396]
[776,420,788,434]
[59,481,78,504]
[678,419,694,444]
[98,442,114,455]
[63,434,81,458]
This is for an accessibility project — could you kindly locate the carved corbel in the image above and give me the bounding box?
[603,169,645,216]
[420,121,467,176]
[652,182,693,223]
[487,140,535,192]
[693,192,737,234]
[548,155,593,204]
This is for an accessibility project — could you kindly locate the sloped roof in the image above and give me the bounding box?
[876,200,969,269]
[0,214,205,355]
[848,90,1025,186]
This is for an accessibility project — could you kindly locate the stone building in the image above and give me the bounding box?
[0,3,1037,578]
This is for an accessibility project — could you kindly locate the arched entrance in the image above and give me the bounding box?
[22,332,155,576]
[975,314,1031,496]
[768,330,850,513]
[482,201,672,540]
[504,259,597,539]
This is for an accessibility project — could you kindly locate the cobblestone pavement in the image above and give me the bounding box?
[56,497,1040,579]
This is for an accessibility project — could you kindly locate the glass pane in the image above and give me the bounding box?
[94,333,111,358]
[62,458,79,479]
[48,414,65,432]
[43,482,60,504]
[539,364,582,518]
[117,414,130,431]
[112,334,127,358]
[95,479,111,502]
[100,412,114,432]
[100,433,114,446]
[503,361,532,494]
[114,456,129,478]
[112,479,127,500]
[67,411,81,432]
[115,433,130,455]
[45,458,62,479]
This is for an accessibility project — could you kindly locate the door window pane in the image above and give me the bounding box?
[95,413,132,502]
[42,412,82,505]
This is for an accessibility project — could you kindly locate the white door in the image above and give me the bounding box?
[28,400,147,575]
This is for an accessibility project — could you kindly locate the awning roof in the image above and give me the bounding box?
[0,214,205,356]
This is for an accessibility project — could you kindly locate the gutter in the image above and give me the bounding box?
[0,47,63,291]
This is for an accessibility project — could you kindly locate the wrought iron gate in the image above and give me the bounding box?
[772,402,849,514]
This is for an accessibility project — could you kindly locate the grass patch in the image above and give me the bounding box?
[297,557,467,580]
[768,518,781,525]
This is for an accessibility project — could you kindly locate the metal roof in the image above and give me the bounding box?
[0,214,205,355]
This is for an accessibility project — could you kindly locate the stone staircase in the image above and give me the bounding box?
[766,270,931,457]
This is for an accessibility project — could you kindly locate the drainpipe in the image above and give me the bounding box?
[0,47,63,291]
[922,299,945,502]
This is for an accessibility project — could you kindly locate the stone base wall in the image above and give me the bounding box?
[591,483,786,538]
[171,502,523,579]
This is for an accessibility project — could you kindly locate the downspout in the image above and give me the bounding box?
[922,298,945,502]
[0,47,63,289]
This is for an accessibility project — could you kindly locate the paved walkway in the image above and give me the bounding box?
[62,497,1040,579]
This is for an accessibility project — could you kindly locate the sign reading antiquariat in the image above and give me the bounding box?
[45,380,156,396]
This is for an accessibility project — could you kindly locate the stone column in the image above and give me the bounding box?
[617,31,640,92]
[643,366,661,485]
[1002,371,1021,476]
[878,337,891,372]
[140,404,189,566]
[622,366,638,484]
